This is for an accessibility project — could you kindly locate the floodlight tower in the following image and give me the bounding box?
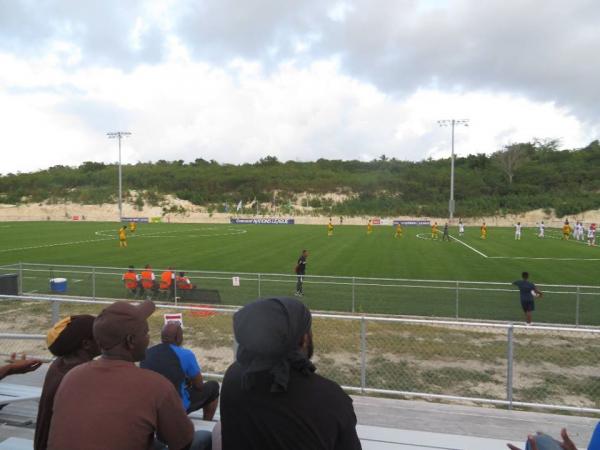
[107,131,132,221]
[437,119,469,220]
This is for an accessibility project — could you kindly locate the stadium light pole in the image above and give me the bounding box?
[437,119,469,220]
[107,131,132,222]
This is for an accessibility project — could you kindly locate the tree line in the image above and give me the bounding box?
[1,139,599,218]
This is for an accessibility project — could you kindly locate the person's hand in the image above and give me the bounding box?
[507,434,538,450]
[7,353,42,375]
[559,428,577,450]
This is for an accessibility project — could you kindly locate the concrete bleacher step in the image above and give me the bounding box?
[358,425,519,450]
[0,437,32,449]
[0,384,42,407]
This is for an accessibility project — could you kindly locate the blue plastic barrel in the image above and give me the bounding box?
[50,278,68,293]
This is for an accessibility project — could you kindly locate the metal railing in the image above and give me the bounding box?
[1,262,600,326]
[0,294,599,415]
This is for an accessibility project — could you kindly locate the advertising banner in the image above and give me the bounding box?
[393,219,431,226]
[121,217,150,223]
[230,218,295,225]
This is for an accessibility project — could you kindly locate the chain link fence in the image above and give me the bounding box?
[0,294,598,414]
[2,263,600,326]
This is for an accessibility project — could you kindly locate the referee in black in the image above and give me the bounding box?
[295,249,308,297]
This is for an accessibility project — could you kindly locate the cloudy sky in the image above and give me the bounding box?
[1,0,599,174]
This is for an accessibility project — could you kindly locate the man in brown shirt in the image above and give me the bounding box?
[47,300,211,450]
[35,314,99,450]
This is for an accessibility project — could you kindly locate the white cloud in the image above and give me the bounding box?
[0,46,594,175]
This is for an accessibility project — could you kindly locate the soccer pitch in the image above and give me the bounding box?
[1,221,599,324]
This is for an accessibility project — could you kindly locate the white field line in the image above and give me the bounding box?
[488,256,600,261]
[487,229,600,261]
[545,230,597,247]
[448,235,488,258]
[0,237,115,253]
[0,227,248,254]
[94,227,247,239]
[446,229,599,261]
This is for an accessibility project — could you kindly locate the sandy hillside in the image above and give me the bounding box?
[1,199,599,228]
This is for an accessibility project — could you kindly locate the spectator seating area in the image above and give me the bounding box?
[0,384,41,408]
[1,366,597,449]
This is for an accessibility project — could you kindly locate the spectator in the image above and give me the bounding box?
[47,300,211,450]
[220,297,361,450]
[512,272,543,325]
[176,272,196,291]
[0,353,41,380]
[141,264,158,297]
[141,322,219,420]
[507,428,578,450]
[35,315,99,450]
[123,265,141,297]
[160,267,176,298]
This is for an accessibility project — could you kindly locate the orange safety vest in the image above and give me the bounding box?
[160,271,173,290]
[123,272,138,290]
[176,276,193,290]
[141,270,154,289]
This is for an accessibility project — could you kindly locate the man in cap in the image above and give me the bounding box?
[47,300,211,450]
[220,297,361,450]
[35,315,99,450]
[141,322,220,420]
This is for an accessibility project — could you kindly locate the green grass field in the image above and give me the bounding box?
[1,221,600,324]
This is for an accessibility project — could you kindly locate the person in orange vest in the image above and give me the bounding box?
[140,264,158,297]
[160,267,175,298]
[122,266,140,297]
[176,272,196,291]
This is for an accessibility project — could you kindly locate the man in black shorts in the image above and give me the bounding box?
[512,272,543,325]
[295,249,308,297]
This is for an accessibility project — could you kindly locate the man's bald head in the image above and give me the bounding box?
[161,322,183,346]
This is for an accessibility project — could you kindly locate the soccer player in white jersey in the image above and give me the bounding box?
[538,221,545,238]
[578,222,585,241]
[588,224,596,246]
[458,219,465,237]
[515,222,522,240]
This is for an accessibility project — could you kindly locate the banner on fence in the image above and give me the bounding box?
[121,217,150,223]
[230,218,295,225]
[164,313,183,328]
[393,219,431,226]
[371,218,381,225]
[150,217,162,223]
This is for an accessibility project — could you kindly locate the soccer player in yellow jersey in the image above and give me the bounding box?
[367,220,373,235]
[394,223,403,238]
[129,221,137,233]
[480,222,487,239]
[431,222,439,240]
[118,226,127,248]
[327,220,334,237]
[562,221,571,240]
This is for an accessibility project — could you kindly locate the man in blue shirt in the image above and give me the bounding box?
[141,322,220,420]
[512,272,543,325]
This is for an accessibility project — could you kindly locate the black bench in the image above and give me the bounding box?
[177,289,221,304]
